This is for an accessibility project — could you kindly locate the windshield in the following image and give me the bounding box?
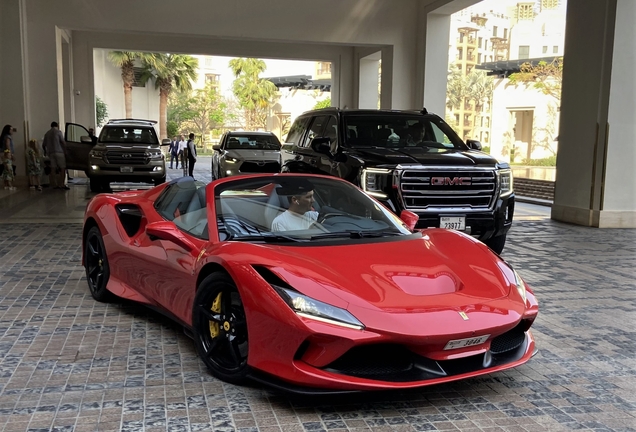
[343,114,465,150]
[225,134,281,150]
[214,176,412,243]
[99,126,159,145]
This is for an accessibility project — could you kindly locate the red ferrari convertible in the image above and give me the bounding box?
[82,174,538,393]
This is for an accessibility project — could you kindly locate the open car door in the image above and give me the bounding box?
[64,123,94,171]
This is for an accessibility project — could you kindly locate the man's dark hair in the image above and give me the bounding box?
[51,121,58,128]
[189,133,195,139]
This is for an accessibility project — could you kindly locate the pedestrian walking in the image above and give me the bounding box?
[187,133,197,178]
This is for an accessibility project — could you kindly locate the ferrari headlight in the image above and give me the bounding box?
[274,286,364,330]
[512,269,527,302]
[361,168,391,199]
[498,169,513,197]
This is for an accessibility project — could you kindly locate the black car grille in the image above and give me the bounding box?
[239,161,280,173]
[490,324,527,355]
[400,169,496,210]
[105,151,149,165]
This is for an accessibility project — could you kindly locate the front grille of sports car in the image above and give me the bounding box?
[400,169,496,210]
[105,151,149,165]
[322,329,529,383]
[239,161,280,173]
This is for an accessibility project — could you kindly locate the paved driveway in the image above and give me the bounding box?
[0,158,634,431]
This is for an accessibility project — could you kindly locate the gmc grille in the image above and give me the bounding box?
[239,161,281,173]
[400,169,496,210]
[105,151,149,165]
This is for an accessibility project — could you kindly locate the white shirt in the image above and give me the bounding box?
[177,140,187,152]
[271,210,318,232]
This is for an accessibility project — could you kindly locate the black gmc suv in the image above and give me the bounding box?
[280,108,514,254]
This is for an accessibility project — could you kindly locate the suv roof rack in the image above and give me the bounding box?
[107,119,158,125]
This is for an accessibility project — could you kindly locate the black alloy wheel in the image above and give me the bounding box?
[192,272,249,383]
[84,226,114,302]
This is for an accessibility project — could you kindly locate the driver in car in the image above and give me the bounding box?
[271,179,319,231]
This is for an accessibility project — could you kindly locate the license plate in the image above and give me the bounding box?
[444,334,490,350]
[440,216,465,231]
[120,166,133,173]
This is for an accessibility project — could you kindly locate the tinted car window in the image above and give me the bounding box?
[225,134,281,150]
[323,116,339,153]
[100,127,158,144]
[343,114,464,149]
[285,117,309,145]
[301,116,328,148]
[154,179,209,239]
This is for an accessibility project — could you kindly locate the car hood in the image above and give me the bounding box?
[95,144,158,151]
[226,149,281,160]
[255,229,514,313]
[347,146,498,167]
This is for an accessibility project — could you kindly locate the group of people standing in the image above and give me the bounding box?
[168,133,198,178]
[1,121,73,192]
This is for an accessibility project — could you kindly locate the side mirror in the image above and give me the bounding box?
[311,137,332,156]
[212,144,221,151]
[399,210,419,231]
[466,139,482,151]
[145,221,195,252]
[80,136,93,144]
[161,139,172,146]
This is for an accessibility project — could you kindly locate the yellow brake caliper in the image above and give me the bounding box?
[209,292,222,338]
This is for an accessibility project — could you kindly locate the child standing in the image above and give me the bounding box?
[27,139,43,191]
[2,149,15,190]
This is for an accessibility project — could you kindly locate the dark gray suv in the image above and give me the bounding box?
[65,119,170,192]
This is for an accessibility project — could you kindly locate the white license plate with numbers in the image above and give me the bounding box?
[440,216,466,231]
[444,335,490,350]
[120,166,133,173]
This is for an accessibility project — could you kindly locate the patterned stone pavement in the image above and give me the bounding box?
[0,161,635,431]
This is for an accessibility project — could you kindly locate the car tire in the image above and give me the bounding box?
[484,234,507,255]
[192,272,249,384]
[89,178,103,193]
[154,177,166,186]
[84,226,115,302]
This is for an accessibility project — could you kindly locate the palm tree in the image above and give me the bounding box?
[140,53,198,139]
[107,51,142,119]
[228,58,278,130]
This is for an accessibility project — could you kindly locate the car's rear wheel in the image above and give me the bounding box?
[192,272,249,384]
[484,233,507,255]
[84,226,115,302]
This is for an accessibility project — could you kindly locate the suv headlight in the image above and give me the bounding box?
[225,156,238,163]
[361,168,392,199]
[498,169,513,197]
[89,150,104,159]
[147,150,163,160]
[273,286,364,330]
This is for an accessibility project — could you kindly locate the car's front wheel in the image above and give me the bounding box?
[89,178,104,193]
[154,177,166,186]
[192,272,249,384]
[84,226,115,302]
[484,233,507,255]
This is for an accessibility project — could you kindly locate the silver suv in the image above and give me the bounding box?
[65,119,170,192]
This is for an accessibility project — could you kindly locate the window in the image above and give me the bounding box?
[285,117,310,144]
[553,45,559,53]
[301,116,328,148]
[316,62,331,76]
[493,26,498,37]
[458,48,463,60]
[100,127,158,144]
[323,117,339,153]
[518,45,530,59]
[503,28,508,39]
[542,46,548,54]
[132,67,146,87]
[478,53,482,64]
[154,179,209,240]
[205,74,220,87]
[478,37,483,48]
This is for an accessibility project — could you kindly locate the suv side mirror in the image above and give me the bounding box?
[311,137,332,156]
[212,144,221,151]
[466,139,482,151]
[161,139,171,146]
